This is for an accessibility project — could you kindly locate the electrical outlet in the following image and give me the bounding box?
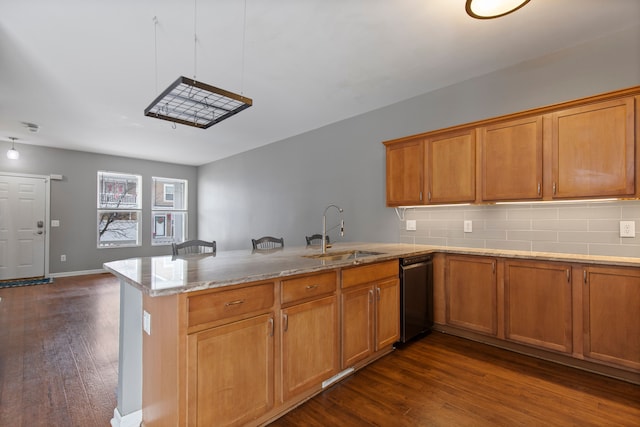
[620,221,636,238]
[143,310,151,335]
[60,254,66,262]
[406,219,417,231]
[464,220,473,233]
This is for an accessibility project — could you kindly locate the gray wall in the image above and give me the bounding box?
[198,25,640,253]
[0,146,197,274]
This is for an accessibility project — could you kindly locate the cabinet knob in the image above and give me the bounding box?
[537,182,541,196]
[553,182,557,195]
[283,313,289,332]
[305,284,319,290]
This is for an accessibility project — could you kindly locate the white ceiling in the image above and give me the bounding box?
[1,0,639,166]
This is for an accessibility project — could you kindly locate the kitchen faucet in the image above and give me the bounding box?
[322,204,344,254]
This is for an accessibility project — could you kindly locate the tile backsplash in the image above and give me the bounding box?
[397,200,640,258]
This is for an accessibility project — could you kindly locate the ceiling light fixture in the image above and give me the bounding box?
[6,137,19,160]
[465,0,530,19]
[144,0,252,129]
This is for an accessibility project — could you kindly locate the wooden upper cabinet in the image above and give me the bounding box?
[385,138,423,206]
[552,97,636,199]
[480,116,543,201]
[426,129,476,204]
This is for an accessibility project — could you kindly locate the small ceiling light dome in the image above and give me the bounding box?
[466,0,531,19]
[7,137,19,160]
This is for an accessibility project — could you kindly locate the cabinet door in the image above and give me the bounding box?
[552,97,635,198]
[504,261,572,353]
[480,116,543,201]
[386,138,424,206]
[187,314,274,427]
[281,295,339,401]
[375,278,400,350]
[341,285,374,368]
[445,256,497,336]
[426,130,476,203]
[583,266,640,370]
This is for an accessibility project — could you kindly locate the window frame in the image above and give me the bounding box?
[151,177,188,246]
[97,171,142,248]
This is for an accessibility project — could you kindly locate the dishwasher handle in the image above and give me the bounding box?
[400,255,433,267]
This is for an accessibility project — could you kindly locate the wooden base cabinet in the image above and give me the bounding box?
[281,295,339,401]
[583,266,640,370]
[341,261,400,368]
[504,260,573,354]
[445,255,497,336]
[187,314,274,427]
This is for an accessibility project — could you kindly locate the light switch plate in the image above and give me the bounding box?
[143,310,151,335]
[406,220,417,231]
[464,220,473,233]
[620,221,636,238]
[51,219,60,227]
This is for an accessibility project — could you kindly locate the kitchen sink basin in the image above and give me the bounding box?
[302,250,384,261]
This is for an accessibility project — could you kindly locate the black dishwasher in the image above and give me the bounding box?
[398,254,433,343]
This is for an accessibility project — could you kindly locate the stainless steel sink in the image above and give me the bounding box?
[302,250,384,261]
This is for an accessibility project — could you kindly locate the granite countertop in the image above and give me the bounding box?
[103,242,640,297]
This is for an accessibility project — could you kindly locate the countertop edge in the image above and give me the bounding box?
[104,243,639,296]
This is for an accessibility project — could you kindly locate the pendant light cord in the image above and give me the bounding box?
[153,16,159,94]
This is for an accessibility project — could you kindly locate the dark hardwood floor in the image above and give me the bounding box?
[0,274,119,427]
[1,274,639,426]
[273,333,640,426]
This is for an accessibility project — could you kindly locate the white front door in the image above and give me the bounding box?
[0,175,47,280]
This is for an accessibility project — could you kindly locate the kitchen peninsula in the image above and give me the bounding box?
[105,243,640,427]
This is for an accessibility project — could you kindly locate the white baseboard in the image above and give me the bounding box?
[49,268,106,278]
[111,408,142,427]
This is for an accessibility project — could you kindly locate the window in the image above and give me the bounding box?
[164,184,174,202]
[152,177,188,246]
[97,171,142,248]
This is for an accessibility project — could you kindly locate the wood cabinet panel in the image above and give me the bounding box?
[480,116,543,201]
[426,130,476,203]
[187,314,274,427]
[583,266,640,370]
[445,255,497,336]
[281,295,339,401]
[385,138,423,206]
[376,278,400,350]
[341,285,374,367]
[281,271,336,305]
[504,261,572,353]
[187,282,274,329]
[342,259,398,289]
[552,97,635,198]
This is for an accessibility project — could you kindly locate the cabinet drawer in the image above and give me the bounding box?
[342,260,398,289]
[282,271,337,304]
[187,282,274,328]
